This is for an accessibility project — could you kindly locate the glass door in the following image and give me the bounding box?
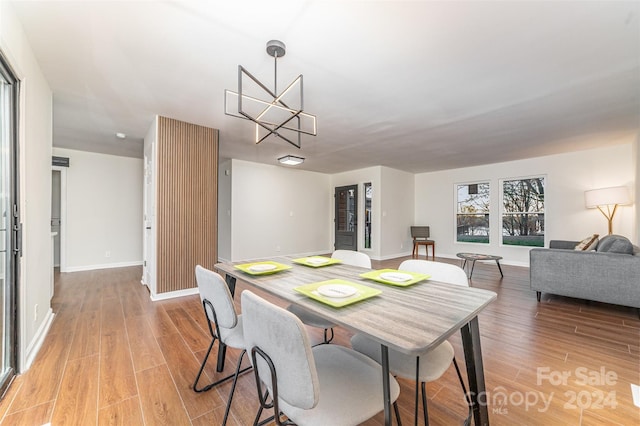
[0,54,19,396]
[334,185,358,251]
[364,182,372,249]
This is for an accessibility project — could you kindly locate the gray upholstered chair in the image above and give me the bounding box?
[242,290,400,426]
[350,259,471,426]
[193,265,251,425]
[287,250,372,344]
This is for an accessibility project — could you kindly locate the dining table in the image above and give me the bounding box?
[215,256,497,426]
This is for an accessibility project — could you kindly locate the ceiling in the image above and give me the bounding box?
[10,1,640,174]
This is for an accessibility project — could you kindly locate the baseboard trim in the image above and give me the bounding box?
[375,251,413,261]
[64,261,143,273]
[150,287,199,301]
[22,308,55,372]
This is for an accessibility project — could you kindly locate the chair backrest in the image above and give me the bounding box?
[241,290,319,410]
[398,259,468,286]
[411,226,430,240]
[332,250,372,268]
[195,265,238,329]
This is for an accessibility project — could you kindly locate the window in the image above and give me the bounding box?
[502,177,545,247]
[456,182,490,243]
[364,183,372,249]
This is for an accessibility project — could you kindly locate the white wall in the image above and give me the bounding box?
[218,158,232,261]
[53,148,143,271]
[415,143,636,266]
[1,2,53,371]
[230,159,331,260]
[142,118,156,291]
[380,167,415,260]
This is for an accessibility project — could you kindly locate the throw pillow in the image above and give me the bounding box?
[574,234,599,251]
[596,234,634,254]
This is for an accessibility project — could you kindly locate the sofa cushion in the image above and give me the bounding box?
[597,235,633,254]
[574,234,599,251]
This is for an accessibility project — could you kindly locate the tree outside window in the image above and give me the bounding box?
[502,177,545,247]
[456,183,490,243]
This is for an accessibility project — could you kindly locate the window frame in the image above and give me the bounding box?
[454,181,491,245]
[499,175,546,248]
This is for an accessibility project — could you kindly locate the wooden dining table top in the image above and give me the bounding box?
[214,256,497,356]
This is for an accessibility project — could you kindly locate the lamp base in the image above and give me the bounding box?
[597,204,619,235]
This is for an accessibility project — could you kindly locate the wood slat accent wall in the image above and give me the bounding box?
[156,116,218,294]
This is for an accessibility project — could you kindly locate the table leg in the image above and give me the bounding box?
[460,317,489,426]
[225,274,237,297]
[469,260,477,279]
[216,342,227,372]
[495,260,504,277]
[381,344,391,426]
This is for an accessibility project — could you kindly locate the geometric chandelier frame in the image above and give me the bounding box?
[224,40,317,149]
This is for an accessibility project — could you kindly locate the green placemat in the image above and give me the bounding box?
[360,269,430,287]
[234,261,292,275]
[294,279,381,308]
[291,256,342,268]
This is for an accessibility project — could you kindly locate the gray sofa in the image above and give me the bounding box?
[529,235,640,309]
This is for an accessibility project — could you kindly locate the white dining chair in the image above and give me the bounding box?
[331,249,372,268]
[287,250,372,344]
[350,259,472,426]
[193,265,251,425]
[242,290,400,426]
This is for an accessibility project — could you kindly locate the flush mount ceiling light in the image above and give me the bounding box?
[278,155,305,166]
[224,40,317,149]
[115,132,126,139]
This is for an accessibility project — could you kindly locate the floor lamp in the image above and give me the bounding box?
[584,186,631,235]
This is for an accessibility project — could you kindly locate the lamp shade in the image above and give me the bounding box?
[584,186,631,208]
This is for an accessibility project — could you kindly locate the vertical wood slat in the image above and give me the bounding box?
[156,116,218,294]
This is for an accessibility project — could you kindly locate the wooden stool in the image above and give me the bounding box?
[411,226,435,260]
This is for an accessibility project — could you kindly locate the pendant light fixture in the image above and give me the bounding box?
[224,40,317,148]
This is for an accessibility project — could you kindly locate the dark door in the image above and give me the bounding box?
[334,185,358,251]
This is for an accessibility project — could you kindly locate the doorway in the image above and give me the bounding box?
[334,185,358,251]
[51,170,61,267]
[50,166,66,273]
[0,53,19,395]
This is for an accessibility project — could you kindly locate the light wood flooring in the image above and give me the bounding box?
[0,256,638,425]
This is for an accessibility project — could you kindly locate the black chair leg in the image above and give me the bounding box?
[323,327,334,344]
[421,381,429,426]
[252,393,265,426]
[222,349,247,425]
[414,357,420,426]
[452,357,473,425]
[194,337,251,393]
[393,401,403,426]
[193,337,216,392]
